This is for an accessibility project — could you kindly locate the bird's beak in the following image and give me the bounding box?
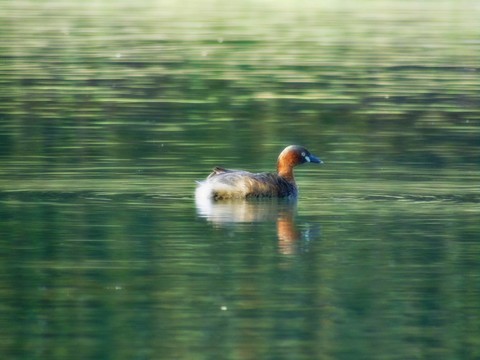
[307,154,323,164]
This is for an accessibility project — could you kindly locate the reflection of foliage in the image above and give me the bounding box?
[1,194,479,359]
[1,0,479,182]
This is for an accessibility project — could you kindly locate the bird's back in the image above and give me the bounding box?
[197,167,297,200]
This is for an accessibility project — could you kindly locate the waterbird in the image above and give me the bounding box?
[195,145,322,200]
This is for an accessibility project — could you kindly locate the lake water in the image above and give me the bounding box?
[1,0,480,359]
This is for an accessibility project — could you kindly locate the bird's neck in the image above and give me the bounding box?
[277,164,295,183]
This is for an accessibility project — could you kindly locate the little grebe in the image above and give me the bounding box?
[196,145,322,200]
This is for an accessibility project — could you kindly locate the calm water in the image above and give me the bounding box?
[1,0,480,359]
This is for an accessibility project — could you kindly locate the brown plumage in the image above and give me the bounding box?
[196,145,322,200]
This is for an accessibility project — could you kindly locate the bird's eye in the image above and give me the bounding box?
[301,152,306,157]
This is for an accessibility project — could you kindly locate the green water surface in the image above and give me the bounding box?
[1,1,480,359]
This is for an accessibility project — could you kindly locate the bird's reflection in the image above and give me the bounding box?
[195,196,320,255]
